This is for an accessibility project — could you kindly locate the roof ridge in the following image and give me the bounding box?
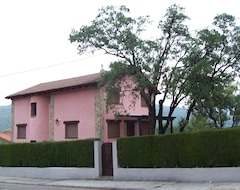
[38,72,101,84]
[6,72,102,99]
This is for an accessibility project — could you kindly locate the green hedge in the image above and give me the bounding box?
[117,128,240,168]
[0,139,96,167]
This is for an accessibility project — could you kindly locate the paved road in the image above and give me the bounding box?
[0,183,95,190]
[1,176,240,190]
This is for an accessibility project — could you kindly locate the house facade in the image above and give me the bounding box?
[6,72,150,143]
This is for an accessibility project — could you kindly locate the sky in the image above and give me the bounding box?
[0,0,239,106]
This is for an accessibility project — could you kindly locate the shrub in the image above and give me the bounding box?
[0,139,95,167]
[117,128,240,168]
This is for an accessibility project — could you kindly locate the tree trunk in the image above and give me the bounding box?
[148,103,156,134]
[158,100,163,134]
[180,100,196,132]
[161,106,175,134]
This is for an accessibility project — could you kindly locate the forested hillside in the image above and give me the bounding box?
[0,105,11,132]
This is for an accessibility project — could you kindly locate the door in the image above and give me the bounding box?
[126,121,135,136]
[102,142,113,176]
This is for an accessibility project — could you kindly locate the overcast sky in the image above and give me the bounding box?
[0,0,239,106]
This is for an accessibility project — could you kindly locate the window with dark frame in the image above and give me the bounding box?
[107,120,120,138]
[64,121,79,139]
[17,124,27,139]
[31,102,37,117]
[141,96,148,107]
[126,121,135,136]
[141,121,150,135]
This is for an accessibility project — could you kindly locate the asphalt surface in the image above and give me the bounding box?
[1,176,240,189]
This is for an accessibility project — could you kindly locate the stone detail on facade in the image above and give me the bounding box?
[94,87,105,141]
[49,94,54,141]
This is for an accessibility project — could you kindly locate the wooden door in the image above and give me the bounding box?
[102,142,113,176]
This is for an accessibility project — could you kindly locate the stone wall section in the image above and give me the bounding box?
[49,94,54,141]
[94,87,105,141]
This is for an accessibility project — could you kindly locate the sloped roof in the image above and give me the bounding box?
[6,72,102,99]
[0,132,11,142]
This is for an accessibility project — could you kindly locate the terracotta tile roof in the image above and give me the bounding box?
[0,132,11,142]
[6,72,102,99]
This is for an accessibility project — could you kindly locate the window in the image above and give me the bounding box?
[141,121,150,136]
[126,121,135,136]
[31,102,37,117]
[17,124,27,139]
[64,121,79,139]
[141,96,148,107]
[107,120,120,138]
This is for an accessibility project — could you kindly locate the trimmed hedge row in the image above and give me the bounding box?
[117,128,240,168]
[0,139,95,167]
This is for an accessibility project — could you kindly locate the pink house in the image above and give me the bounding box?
[6,72,150,143]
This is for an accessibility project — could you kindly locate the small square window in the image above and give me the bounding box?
[64,121,79,139]
[31,102,37,117]
[17,124,27,139]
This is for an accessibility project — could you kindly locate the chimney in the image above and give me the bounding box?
[100,64,105,73]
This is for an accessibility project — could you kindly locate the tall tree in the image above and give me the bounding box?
[180,13,240,131]
[69,4,191,134]
[231,94,240,127]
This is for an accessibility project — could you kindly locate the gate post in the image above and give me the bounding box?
[94,141,103,177]
[112,141,118,178]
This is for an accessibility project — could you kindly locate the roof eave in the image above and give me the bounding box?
[5,81,98,100]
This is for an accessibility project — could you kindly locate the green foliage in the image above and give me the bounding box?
[117,128,240,168]
[117,136,154,168]
[70,4,191,134]
[230,92,240,127]
[70,5,240,134]
[0,139,95,167]
[184,13,240,129]
[184,113,215,131]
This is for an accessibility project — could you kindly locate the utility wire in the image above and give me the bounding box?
[0,53,105,78]
[0,17,239,78]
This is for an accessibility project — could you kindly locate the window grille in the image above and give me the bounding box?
[64,121,79,139]
[31,102,37,117]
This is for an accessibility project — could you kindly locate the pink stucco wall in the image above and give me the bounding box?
[53,87,96,141]
[104,87,148,142]
[29,95,49,142]
[12,76,149,143]
[13,95,49,142]
[13,97,30,142]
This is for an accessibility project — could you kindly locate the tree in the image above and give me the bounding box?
[69,4,191,134]
[229,84,240,127]
[180,13,240,131]
[231,94,240,127]
[181,113,215,132]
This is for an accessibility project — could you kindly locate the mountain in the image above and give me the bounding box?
[0,105,11,132]
[157,105,187,126]
[158,105,233,127]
